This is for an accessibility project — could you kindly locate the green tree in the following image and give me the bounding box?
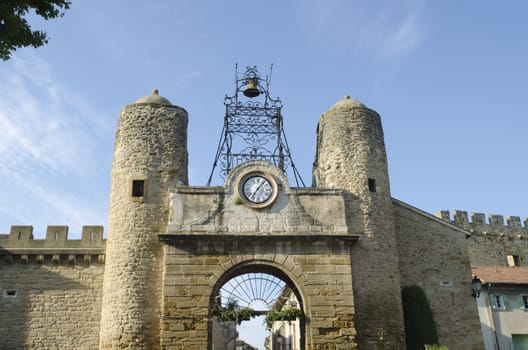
[0,0,71,60]
[402,286,439,350]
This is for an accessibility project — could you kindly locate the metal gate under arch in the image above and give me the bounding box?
[209,262,306,350]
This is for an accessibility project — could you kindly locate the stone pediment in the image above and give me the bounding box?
[167,161,354,235]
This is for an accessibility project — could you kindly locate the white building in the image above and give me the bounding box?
[473,266,528,350]
[268,288,301,350]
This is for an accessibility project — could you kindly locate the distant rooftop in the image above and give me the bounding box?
[472,266,528,284]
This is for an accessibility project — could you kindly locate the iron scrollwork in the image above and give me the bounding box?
[207,65,304,187]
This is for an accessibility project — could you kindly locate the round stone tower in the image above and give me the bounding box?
[313,96,405,349]
[99,90,188,349]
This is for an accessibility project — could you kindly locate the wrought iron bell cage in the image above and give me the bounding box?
[207,65,305,187]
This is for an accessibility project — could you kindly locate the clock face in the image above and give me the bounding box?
[237,170,279,209]
[243,175,273,204]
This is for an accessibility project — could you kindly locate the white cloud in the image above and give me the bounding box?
[294,0,427,60]
[0,52,111,235]
[3,167,103,227]
[372,1,426,59]
[176,68,204,85]
[0,53,108,173]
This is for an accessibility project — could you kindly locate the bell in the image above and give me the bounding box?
[243,79,260,98]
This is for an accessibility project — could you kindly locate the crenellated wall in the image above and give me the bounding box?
[436,210,528,267]
[1,225,105,263]
[0,225,106,349]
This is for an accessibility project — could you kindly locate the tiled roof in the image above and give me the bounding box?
[472,266,528,284]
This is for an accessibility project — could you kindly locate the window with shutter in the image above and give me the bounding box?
[519,295,528,310]
[489,294,507,310]
[503,295,510,310]
[489,294,497,308]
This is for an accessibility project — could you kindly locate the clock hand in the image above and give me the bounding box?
[251,180,266,200]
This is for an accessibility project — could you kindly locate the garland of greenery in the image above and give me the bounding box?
[216,304,302,327]
[217,307,255,325]
[265,307,303,328]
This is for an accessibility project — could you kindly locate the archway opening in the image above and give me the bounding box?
[211,269,303,350]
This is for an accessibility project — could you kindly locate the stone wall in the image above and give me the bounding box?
[436,210,528,267]
[0,225,105,349]
[394,202,484,350]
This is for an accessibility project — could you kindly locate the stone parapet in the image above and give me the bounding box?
[437,210,528,267]
[167,186,352,236]
[436,210,527,239]
[0,225,105,264]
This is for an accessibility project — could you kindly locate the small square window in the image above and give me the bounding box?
[4,289,17,298]
[368,178,377,192]
[132,180,145,197]
[507,255,520,267]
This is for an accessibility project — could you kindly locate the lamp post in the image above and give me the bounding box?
[472,276,482,298]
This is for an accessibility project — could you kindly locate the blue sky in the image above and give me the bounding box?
[1,0,527,238]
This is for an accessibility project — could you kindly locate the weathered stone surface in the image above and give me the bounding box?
[167,160,351,235]
[0,260,104,349]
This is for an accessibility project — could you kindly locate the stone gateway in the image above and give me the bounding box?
[1,83,487,349]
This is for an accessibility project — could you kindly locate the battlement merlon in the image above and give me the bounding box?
[0,225,106,256]
[435,210,528,237]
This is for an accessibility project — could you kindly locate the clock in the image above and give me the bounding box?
[238,171,278,208]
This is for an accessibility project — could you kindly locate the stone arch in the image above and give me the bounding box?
[209,259,306,314]
[160,235,356,348]
[208,259,307,350]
